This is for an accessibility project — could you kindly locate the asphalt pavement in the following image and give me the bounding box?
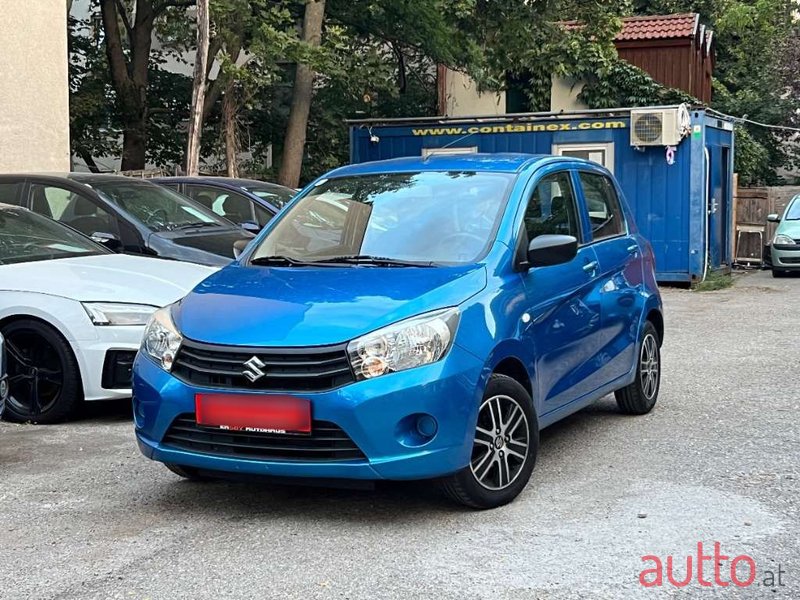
[1,269,798,599]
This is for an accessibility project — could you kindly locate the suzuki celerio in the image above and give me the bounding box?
[133,154,663,508]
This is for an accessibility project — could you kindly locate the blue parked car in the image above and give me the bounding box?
[151,177,295,232]
[133,154,663,508]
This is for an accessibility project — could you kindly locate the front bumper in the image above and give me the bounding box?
[771,245,800,269]
[133,345,485,481]
[75,326,144,401]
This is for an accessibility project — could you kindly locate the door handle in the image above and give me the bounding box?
[583,260,598,274]
[627,244,639,254]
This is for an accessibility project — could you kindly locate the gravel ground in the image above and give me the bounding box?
[1,269,798,599]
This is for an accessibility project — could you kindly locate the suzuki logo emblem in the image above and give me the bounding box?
[242,356,267,382]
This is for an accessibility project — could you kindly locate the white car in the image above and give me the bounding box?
[0,204,217,423]
[0,333,7,418]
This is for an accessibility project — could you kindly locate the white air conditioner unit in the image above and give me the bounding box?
[630,108,684,146]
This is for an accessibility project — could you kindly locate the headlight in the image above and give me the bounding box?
[83,302,157,326]
[347,308,460,380]
[774,234,796,246]
[141,306,183,371]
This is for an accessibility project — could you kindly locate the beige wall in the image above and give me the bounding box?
[442,69,505,117]
[0,0,70,172]
[550,76,589,112]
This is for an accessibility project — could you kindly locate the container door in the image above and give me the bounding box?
[706,146,728,269]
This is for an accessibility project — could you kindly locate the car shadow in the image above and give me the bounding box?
[75,398,133,423]
[142,396,629,520]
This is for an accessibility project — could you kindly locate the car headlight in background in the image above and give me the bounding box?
[141,306,183,371]
[347,307,460,380]
[774,234,796,246]
[83,302,157,326]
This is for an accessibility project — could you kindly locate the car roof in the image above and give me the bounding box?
[324,153,569,178]
[151,176,292,191]
[0,173,159,186]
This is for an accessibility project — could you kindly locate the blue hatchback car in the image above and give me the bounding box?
[133,154,663,508]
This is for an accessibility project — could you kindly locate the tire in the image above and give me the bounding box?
[615,321,661,415]
[439,374,539,509]
[1,319,82,423]
[772,268,787,278]
[165,463,212,481]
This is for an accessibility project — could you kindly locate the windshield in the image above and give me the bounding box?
[88,181,232,233]
[250,171,513,265]
[0,207,107,265]
[785,197,800,220]
[242,184,295,209]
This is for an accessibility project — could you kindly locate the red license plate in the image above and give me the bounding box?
[195,394,311,434]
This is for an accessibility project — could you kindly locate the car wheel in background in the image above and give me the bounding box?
[615,321,661,415]
[1,319,82,423]
[439,374,538,509]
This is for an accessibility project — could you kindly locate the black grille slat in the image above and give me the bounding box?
[171,340,355,392]
[163,414,366,462]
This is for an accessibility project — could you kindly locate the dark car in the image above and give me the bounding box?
[0,174,253,266]
[151,176,295,231]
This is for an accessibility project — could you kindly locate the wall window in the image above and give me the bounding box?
[578,172,625,241]
[552,143,615,173]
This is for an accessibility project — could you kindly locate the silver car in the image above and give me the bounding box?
[0,333,7,418]
[768,195,800,277]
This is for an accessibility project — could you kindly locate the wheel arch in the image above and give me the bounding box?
[480,340,537,412]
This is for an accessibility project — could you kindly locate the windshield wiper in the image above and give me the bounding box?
[310,255,435,267]
[250,255,321,267]
[173,221,221,230]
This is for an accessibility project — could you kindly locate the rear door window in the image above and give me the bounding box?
[0,182,24,206]
[185,184,254,224]
[30,184,119,238]
[578,172,625,241]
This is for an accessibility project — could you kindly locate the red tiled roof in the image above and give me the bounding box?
[618,13,699,41]
[562,13,700,41]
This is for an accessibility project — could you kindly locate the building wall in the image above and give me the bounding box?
[550,76,589,112]
[441,69,506,117]
[0,0,71,172]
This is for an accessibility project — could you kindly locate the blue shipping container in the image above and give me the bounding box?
[349,107,734,283]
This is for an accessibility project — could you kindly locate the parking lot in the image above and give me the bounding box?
[1,269,798,599]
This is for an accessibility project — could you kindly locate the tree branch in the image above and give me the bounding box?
[114,0,133,45]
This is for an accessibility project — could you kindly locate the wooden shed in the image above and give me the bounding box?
[615,14,715,103]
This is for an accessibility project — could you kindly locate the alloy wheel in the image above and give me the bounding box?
[470,394,530,491]
[5,332,64,418]
[640,333,659,400]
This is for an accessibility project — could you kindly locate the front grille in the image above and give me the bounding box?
[172,339,355,392]
[779,256,800,264]
[163,414,366,462]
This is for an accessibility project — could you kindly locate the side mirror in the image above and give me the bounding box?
[767,213,780,223]
[240,220,261,234]
[527,234,578,268]
[91,232,122,251]
[233,239,251,259]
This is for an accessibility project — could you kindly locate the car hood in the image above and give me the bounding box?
[777,219,800,239]
[174,263,487,346]
[1,254,217,305]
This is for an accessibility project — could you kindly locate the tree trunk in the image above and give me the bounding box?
[186,0,211,175]
[99,0,156,171]
[223,80,239,178]
[278,0,326,188]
